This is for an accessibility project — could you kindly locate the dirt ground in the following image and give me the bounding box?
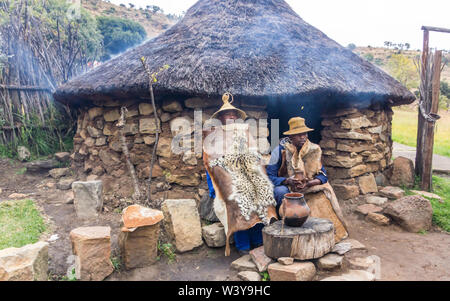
[0,158,449,281]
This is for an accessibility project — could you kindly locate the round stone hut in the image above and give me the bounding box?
[54,0,415,203]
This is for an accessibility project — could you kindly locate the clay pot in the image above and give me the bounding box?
[280,193,310,227]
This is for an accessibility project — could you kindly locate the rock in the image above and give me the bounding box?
[379,186,405,199]
[156,137,172,158]
[333,184,360,200]
[202,223,226,248]
[411,190,442,202]
[198,194,219,222]
[64,191,74,204]
[72,181,103,219]
[138,103,154,115]
[323,155,363,168]
[237,271,261,281]
[182,151,197,166]
[17,146,31,161]
[104,109,120,122]
[317,254,343,270]
[268,262,316,281]
[119,224,160,269]
[161,199,203,252]
[0,241,48,281]
[162,100,183,112]
[56,178,75,190]
[364,195,388,206]
[84,137,95,147]
[139,118,161,134]
[70,226,113,281]
[366,213,390,226]
[166,173,201,187]
[390,157,415,188]
[384,195,433,232]
[358,174,378,194]
[170,116,193,136]
[184,97,220,109]
[277,257,294,265]
[341,116,372,129]
[331,242,352,255]
[25,159,59,172]
[143,135,156,145]
[367,125,383,134]
[99,149,121,167]
[321,270,375,281]
[342,239,366,250]
[356,204,383,215]
[86,126,101,138]
[374,173,388,186]
[323,130,372,141]
[8,193,28,199]
[348,255,380,270]
[54,152,70,162]
[88,107,103,119]
[249,246,274,272]
[49,168,69,179]
[121,204,164,229]
[231,255,258,272]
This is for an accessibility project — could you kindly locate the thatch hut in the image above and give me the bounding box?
[54,0,415,202]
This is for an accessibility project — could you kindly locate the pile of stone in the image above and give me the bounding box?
[230,238,380,281]
[320,107,393,200]
[69,97,270,202]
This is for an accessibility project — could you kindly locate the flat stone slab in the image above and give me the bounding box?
[122,204,163,230]
[72,180,103,219]
[411,190,442,201]
[356,204,383,215]
[249,246,273,272]
[237,271,261,281]
[231,255,258,272]
[268,262,316,281]
[379,186,405,199]
[321,269,375,281]
[277,257,294,265]
[364,195,388,206]
[317,253,343,270]
[366,213,390,226]
[332,238,366,255]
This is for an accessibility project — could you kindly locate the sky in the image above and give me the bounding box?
[109,0,450,50]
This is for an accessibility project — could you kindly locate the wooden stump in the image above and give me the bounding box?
[263,218,335,260]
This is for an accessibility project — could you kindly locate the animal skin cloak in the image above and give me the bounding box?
[279,139,349,242]
[203,123,277,256]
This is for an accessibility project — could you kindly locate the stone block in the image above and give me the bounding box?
[70,226,113,281]
[104,109,120,122]
[202,223,226,248]
[356,204,383,215]
[161,199,203,252]
[119,224,160,269]
[317,253,343,270]
[277,257,294,265]
[379,186,405,199]
[139,118,161,134]
[121,204,164,229]
[268,262,316,281]
[249,246,274,272]
[49,168,69,179]
[0,241,48,281]
[333,184,360,200]
[162,100,183,112]
[138,103,154,115]
[57,178,75,190]
[323,155,363,168]
[72,180,103,219]
[358,173,378,194]
[237,271,261,281]
[231,255,258,272]
[384,195,433,232]
[390,157,415,188]
[341,116,372,129]
[366,212,390,226]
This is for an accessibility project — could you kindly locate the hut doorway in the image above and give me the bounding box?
[267,96,324,146]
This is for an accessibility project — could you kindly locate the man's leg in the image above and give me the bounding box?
[234,230,251,253]
[249,223,264,248]
[274,185,290,217]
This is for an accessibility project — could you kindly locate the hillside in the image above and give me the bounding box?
[81,0,179,38]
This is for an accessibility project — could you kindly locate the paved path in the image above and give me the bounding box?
[393,142,450,174]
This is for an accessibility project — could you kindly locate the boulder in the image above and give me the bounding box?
[249,246,274,273]
[202,223,226,248]
[366,212,390,226]
[384,195,433,232]
[25,159,59,172]
[379,186,405,199]
[231,255,258,272]
[17,146,31,162]
[277,257,294,265]
[390,157,415,188]
[72,180,103,219]
[70,226,113,281]
[49,168,69,179]
[268,262,316,281]
[161,199,203,252]
[237,271,261,281]
[358,174,378,194]
[54,152,70,162]
[0,241,48,281]
[317,253,343,271]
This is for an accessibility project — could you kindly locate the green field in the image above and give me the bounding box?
[0,199,47,250]
[392,108,450,158]
[430,176,450,232]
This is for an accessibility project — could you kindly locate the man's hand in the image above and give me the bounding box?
[283,176,301,189]
[305,179,321,188]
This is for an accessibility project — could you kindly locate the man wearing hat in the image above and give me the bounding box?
[202,93,277,256]
[266,117,348,242]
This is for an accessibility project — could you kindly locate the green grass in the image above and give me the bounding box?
[157,242,176,263]
[0,199,47,250]
[392,108,450,157]
[405,176,450,232]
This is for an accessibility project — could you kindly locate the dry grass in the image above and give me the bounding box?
[392,107,450,158]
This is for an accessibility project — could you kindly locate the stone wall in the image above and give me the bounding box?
[320,106,393,200]
[70,96,269,206]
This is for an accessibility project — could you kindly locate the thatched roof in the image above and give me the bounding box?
[54,0,415,106]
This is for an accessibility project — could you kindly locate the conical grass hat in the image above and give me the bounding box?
[211,92,247,120]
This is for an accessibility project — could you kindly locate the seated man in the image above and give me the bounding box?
[266,117,348,242]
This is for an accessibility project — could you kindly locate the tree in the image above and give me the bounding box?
[387,54,419,89]
[347,43,356,50]
[96,16,147,61]
[363,53,374,62]
[440,81,450,99]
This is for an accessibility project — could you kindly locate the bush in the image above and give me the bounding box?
[347,43,356,50]
[363,53,374,62]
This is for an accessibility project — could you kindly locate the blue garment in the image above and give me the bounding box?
[205,170,263,251]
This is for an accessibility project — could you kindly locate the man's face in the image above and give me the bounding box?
[289,133,308,148]
[218,110,239,124]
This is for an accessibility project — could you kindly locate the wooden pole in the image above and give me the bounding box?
[415,29,429,178]
[420,51,442,191]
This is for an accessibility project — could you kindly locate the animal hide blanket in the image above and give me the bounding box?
[279,138,349,242]
[203,123,277,256]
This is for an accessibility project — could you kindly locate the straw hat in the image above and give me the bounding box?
[283,117,314,135]
[211,92,247,120]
